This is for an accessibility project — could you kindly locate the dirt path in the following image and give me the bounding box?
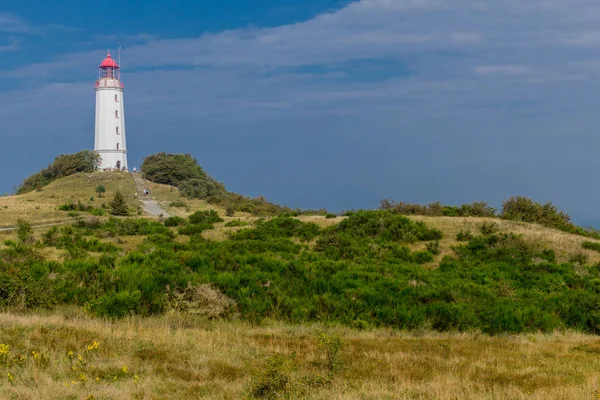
[131,173,170,217]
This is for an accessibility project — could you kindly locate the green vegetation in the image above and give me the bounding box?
[2,210,600,334]
[380,199,496,217]
[95,184,106,198]
[141,152,320,216]
[582,241,600,252]
[17,150,101,194]
[382,196,600,239]
[108,191,129,216]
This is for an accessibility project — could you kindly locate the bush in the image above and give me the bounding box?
[500,196,591,237]
[456,230,473,241]
[480,222,499,236]
[95,185,106,198]
[141,153,207,187]
[225,220,249,227]
[325,213,337,219]
[380,199,496,217]
[178,223,213,236]
[582,241,600,253]
[164,216,185,227]
[16,220,33,244]
[108,191,129,216]
[188,210,223,225]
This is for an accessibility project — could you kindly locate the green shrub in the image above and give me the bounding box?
[479,222,499,236]
[325,213,337,219]
[582,241,600,253]
[16,219,33,243]
[225,220,249,227]
[179,223,213,236]
[426,241,440,255]
[569,253,589,265]
[95,184,106,198]
[456,230,473,241]
[108,191,129,216]
[189,210,223,225]
[164,216,185,227]
[380,199,496,217]
[500,196,599,239]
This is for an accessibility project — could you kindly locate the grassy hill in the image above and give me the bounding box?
[4,171,600,398]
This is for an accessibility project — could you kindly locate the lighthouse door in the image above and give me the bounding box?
[116,161,121,170]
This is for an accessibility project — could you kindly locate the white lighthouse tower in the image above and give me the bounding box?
[94,52,128,171]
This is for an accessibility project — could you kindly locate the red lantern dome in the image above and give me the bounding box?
[99,53,119,69]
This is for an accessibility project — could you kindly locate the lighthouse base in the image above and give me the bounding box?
[97,150,128,171]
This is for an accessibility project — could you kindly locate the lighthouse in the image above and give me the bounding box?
[94,52,128,171]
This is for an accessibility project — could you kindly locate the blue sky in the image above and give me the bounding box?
[2,0,600,223]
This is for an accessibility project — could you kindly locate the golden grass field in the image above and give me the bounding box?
[2,311,600,399]
[0,173,139,228]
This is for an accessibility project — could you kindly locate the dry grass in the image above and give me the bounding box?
[1,311,600,399]
[0,172,139,228]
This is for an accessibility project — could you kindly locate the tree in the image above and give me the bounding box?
[95,185,106,198]
[16,219,32,243]
[108,191,129,216]
[141,153,207,187]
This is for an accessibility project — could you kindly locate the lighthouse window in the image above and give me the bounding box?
[115,94,118,102]
[116,127,119,135]
[116,143,120,150]
[115,110,119,118]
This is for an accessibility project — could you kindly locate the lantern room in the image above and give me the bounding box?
[98,53,120,80]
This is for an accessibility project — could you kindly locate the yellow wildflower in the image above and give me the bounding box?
[134,374,139,384]
[87,341,99,351]
[78,373,87,384]
[7,373,13,382]
[95,377,100,383]
[0,344,10,356]
[121,366,128,374]
[67,350,74,359]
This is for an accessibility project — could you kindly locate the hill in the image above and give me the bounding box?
[4,159,600,398]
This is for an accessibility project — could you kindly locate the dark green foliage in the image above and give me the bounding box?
[225,220,249,227]
[325,213,337,219]
[381,199,496,217]
[95,184,106,198]
[426,241,440,255]
[141,153,207,187]
[108,191,129,216]
[180,178,226,202]
[582,241,600,253]
[501,196,600,239]
[231,217,320,242]
[178,223,213,236]
[188,210,223,225]
[456,230,473,241]
[17,150,101,194]
[569,253,588,265]
[140,153,293,216]
[16,220,32,243]
[9,211,600,334]
[164,216,185,227]
[479,222,499,236]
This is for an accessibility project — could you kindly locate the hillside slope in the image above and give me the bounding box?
[0,172,137,227]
